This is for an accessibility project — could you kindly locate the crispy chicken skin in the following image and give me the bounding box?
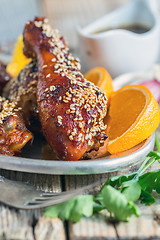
[3,60,38,126]
[0,97,32,155]
[0,61,33,155]
[23,17,108,161]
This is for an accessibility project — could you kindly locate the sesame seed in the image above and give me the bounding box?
[88,140,92,146]
[57,115,62,125]
[54,65,59,69]
[86,128,89,133]
[77,133,83,140]
[46,73,51,78]
[34,21,42,28]
[69,135,74,141]
[73,128,77,133]
[71,131,76,136]
[42,65,47,68]
[65,97,71,101]
[50,85,56,91]
[85,134,89,140]
[51,58,56,62]
[79,122,84,129]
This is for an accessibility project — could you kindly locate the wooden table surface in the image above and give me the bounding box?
[0,130,160,240]
[0,0,160,239]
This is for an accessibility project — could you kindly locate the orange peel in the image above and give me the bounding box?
[106,85,160,154]
[85,66,114,101]
[7,35,31,77]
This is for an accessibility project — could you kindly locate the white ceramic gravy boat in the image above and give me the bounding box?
[78,0,160,77]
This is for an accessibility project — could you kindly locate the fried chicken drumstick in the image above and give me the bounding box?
[0,60,33,155]
[0,97,32,155]
[23,17,108,160]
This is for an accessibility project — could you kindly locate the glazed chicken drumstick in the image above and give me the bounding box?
[0,97,32,155]
[0,61,33,155]
[23,17,108,161]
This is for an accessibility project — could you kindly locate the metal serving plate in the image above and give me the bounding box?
[0,70,156,175]
[0,133,155,175]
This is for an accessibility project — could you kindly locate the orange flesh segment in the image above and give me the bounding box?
[109,88,147,140]
[106,85,160,154]
[88,72,102,85]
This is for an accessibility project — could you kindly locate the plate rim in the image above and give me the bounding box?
[0,133,155,175]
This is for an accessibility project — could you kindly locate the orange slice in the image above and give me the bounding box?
[85,67,114,100]
[106,85,160,154]
[6,35,31,77]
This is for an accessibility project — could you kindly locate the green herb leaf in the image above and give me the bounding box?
[140,190,155,205]
[147,151,160,160]
[43,136,160,223]
[106,173,135,188]
[155,133,160,153]
[93,199,105,212]
[100,185,140,221]
[69,195,94,222]
[139,170,160,194]
[43,195,94,222]
[121,181,141,202]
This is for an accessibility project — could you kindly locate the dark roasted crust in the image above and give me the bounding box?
[0,61,11,94]
[23,17,108,161]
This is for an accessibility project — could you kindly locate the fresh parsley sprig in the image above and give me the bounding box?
[44,133,160,222]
